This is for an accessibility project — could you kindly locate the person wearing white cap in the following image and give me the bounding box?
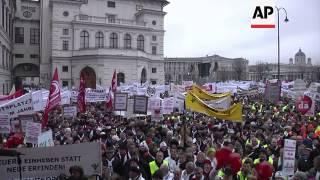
[160,141,169,158]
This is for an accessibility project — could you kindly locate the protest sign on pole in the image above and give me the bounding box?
[0,142,102,179]
[265,80,281,104]
[295,95,315,117]
[63,106,77,118]
[0,114,10,134]
[85,89,107,102]
[25,121,42,144]
[114,93,128,111]
[282,139,296,176]
[162,97,174,114]
[32,90,44,112]
[133,95,148,114]
[38,130,54,147]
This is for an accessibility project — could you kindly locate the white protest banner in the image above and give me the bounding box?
[11,115,35,133]
[0,93,33,118]
[282,139,296,176]
[162,97,174,114]
[0,114,10,134]
[133,96,148,114]
[148,98,161,110]
[25,121,41,144]
[38,130,54,147]
[85,89,107,102]
[63,106,77,118]
[61,90,71,105]
[0,142,101,179]
[114,93,128,111]
[32,90,44,112]
[205,96,231,110]
[147,86,156,97]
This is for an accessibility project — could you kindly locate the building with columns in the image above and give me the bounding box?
[249,49,319,82]
[0,0,15,94]
[7,0,168,92]
[164,55,249,85]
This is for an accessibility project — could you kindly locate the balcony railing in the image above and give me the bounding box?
[74,15,147,27]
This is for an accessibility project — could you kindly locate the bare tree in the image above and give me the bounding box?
[232,60,246,80]
[255,61,271,81]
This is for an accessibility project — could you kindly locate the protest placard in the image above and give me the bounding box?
[162,97,174,114]
[85,89,107,102]
[0,93,34,119]
[0,142,101,179]
[0,114,10,134]
[25,122,41,144]
[133,96,148,114]
[32,90,44,112]
[265,80,281,104]
[282,139,296,176]
[63,106,77,118]
[38,130,54,147]
[114,93,128,111]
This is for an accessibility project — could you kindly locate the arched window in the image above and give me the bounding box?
[80,30,89,49]
[124,34,131,49]
[95,32,104,48]
[117,72,125,86]
[110,32,118,48]
[137,35,144,51]
[141,68,147,84]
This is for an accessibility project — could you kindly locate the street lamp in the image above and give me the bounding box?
[276,7,289,80]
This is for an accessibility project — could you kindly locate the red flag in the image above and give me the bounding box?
[77,75,86,113]
[0,90,23,101]
[42,68,61,128]
[106,87,113,110]
[111,70,117,92]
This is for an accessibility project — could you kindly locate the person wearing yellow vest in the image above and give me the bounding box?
[237,158,256,180]
[149,151,169,176]
[253,150,273,166]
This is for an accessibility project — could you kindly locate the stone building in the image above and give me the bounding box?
[164,55,249,85]
[249,49,319,82]
[0,0,15,94]
[8,0,169,92]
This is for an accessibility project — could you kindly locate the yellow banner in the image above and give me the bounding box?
[189,85,231,100]
[185,92,243,122]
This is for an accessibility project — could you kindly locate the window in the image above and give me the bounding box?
[15,54,24,58]
[110,32,118,48]
[151,80,157,85]
[63,40,69,50]
[62,81,69,87]
[152,68,157,73]
[152,46,157,55]
[63,11,69,17]
[137,35,144,51]
[117,73,125,86]
[152,35,157,41]
[30,28,40,44]
[62,66,68,72]
[63,29,69,35]
[108,15,116,23]
[107,1,116,8]
[30,54,39,58]
[95,32,104,48]
[152,20,157,25]
[15,27,24,43]
[80,30,89,49]
[124,34,131,49]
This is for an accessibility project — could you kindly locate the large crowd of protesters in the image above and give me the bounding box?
[1,92,320,180]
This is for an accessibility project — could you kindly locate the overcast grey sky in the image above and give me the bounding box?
[163,0,320,65]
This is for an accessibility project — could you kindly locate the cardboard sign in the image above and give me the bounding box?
[25,122,42,144]
[63,106,77,118]
[265,80,281,104]
[133,96,148,114]
[0,93,34,119]
[38,130,54,147]
[282,139,296,176]
[114,93,128,111]
[0,114,10,134]
[162,97,174,114]
[0,142,101,179]
[296,95,315,116]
